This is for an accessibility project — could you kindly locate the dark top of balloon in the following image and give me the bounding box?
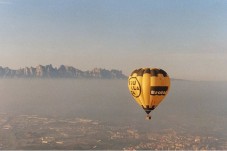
[130,68,168,77]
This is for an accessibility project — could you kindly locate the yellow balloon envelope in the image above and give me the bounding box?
[128,68,170,119]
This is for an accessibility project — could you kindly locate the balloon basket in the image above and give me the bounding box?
[146,115,151,120]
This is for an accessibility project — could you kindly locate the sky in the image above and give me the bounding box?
[0,0,227,81]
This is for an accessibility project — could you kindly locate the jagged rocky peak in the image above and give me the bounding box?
[92,68,101,72]
[46,64,55,71]
[89,68,125,79]
[23,67,36,77]
[0,65,126,79]
[36,65,45,77]
[58,65,66,70]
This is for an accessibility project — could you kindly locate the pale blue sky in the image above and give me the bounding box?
[0,0,227,81]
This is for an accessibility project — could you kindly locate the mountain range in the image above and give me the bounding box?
[0,65,127,79]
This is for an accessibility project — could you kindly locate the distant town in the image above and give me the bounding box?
[0,113,226,150]
[0,65,127,79]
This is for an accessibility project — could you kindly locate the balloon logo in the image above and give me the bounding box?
[128,68,170,120]
[128,77,141,97]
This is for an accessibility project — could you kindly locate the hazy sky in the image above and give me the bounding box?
[0,0,227,81]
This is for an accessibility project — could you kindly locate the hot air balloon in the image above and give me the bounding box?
[128,68,170,120]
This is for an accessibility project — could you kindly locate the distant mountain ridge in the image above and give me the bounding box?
[0,65,127,79]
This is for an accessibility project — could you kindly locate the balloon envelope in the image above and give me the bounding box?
[128,68,170,115]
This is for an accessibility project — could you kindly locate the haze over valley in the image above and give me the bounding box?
[0,79,227,149]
